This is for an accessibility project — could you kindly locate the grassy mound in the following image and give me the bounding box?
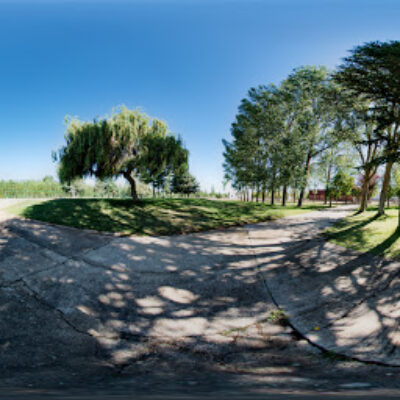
[5,198,327,236]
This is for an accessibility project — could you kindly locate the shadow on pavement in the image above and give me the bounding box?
[0,206,399,397]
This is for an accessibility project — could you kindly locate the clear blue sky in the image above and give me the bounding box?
[0,0,399,191]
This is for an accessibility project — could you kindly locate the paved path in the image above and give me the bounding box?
[1,201,400,396]
[240,206,400,366]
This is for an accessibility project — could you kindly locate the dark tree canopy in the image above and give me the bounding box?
[335,41,400,108]
[171,171,200,196]
[334,40,400,156]
[223,66,338,205]
[335,41,400,215]
[137,133,188,195]
[55,107,188,200]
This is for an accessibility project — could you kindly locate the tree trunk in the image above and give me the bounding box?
[359,169,371,213]
[282,185,287,206]
[378,161,393,215]
[297,152,312,207]
[298,188,305,207]
[262,188,265,203]
[271,169,276,206]
[123,171,138,201]
[398,195,400,230]
[325,162,332,205]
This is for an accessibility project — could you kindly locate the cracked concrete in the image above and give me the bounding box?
[257,228,400,365]
[1,200,400,396]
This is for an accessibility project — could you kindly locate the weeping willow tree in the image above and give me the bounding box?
[55,107,188,200]
[137,130,188,196]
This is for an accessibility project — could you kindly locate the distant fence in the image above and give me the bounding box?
[0,191,64,199]
[0,190,229,200]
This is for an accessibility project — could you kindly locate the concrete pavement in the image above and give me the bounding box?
[1,200,400,396]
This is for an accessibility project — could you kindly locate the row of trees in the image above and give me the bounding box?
[223,66,342,207]
[55,107,199,200]
[65,173,200,198]
[0,174,200,199]
[0,176,151,199]
[223,40,400,224]
[62,177,150,198]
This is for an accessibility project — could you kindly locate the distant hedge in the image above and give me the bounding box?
[0,179,65,198]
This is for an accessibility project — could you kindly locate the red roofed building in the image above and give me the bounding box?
[308,189,326,201]
[308,189,354,203]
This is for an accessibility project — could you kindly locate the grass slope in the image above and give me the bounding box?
[5,198,327,236]
[326,207,400,259]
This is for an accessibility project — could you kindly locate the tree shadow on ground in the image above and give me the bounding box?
[19,198,331,237]
[0,208,399,393]
[262,233,400,367]
[325,213,380,240]
[370,229,400,257]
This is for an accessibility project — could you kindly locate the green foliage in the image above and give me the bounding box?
[223,84,300,202]
[62,178,88,197]
[335,41,400,217]
[267,309,289,326]
[137,133,188,195]
[0,178,64,198]
[223,66,339,205]
[281,66,342,205]
[0,177,152,199]
[55,107,188,200]
[335,41,400,117]
[224,47,400,212]
[171,171,200,196]
[331,171,354,199]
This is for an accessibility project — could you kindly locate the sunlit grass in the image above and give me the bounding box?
[4,198,328,236]
[326,206,400,259]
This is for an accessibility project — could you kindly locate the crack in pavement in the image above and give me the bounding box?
[0,263,66,288]
[5,222,114,258]
[19,278,96,340]
[245,209,400,367]
[6,205,397,372]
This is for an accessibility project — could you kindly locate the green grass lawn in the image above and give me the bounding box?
[326,206,400,259]
[4,198,328,236]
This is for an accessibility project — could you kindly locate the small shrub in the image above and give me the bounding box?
[267,308,289,326]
